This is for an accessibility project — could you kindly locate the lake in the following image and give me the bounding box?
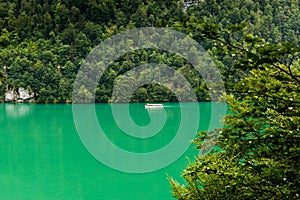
[0,102,225,199]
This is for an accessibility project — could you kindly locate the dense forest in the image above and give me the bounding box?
[0,0,186,103]
[0,0,299,103]
[1,0,299,199]
[169,1,300,199]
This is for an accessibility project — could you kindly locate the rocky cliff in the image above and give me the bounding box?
[4,88,35,103]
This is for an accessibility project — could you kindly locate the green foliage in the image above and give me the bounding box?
[1,0,299,197]
[170,23,300,199]
[0,0,187,103]
[1,0,299,103]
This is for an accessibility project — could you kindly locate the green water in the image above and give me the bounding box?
[0,102,224,199]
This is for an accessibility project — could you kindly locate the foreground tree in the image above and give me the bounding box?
[170,22,300,199]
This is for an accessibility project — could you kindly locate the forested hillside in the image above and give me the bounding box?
[0,0,299,103]
[169,1,300,199]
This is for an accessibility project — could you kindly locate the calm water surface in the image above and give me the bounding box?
[0,102,224,199]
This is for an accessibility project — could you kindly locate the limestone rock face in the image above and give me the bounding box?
[4,90,18,102]
[5,88,34,102]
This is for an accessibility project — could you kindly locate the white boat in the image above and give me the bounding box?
[145,103,164,109]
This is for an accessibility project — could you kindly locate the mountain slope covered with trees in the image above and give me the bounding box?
[0,0,184,103]
[0,0,299,103]
[1,0,299,199]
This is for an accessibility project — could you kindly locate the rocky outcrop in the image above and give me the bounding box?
[5,87,35,102]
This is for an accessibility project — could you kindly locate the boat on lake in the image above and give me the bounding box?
[145,103,164,109]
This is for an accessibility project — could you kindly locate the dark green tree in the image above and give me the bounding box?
[170,22,300,199]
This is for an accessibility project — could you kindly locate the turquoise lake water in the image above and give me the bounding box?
[0,102,225,199]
